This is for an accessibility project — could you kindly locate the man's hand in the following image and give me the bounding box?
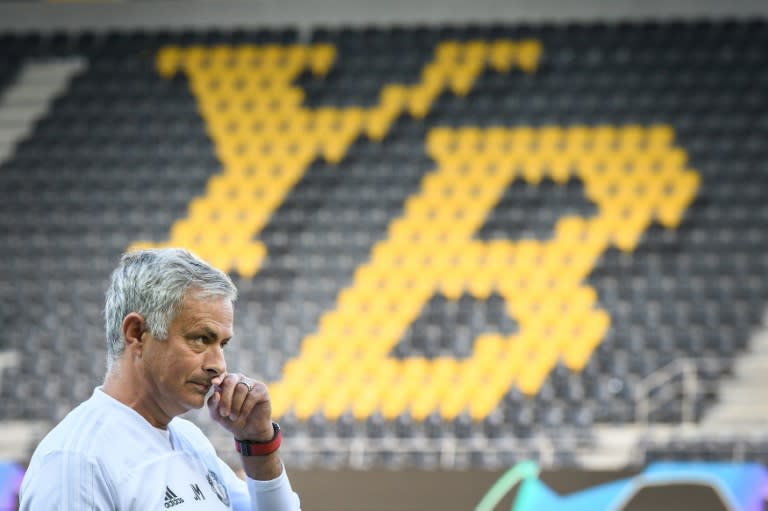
[207,372,274,442]
[208,373,284,481]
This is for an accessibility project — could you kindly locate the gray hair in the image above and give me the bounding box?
[104,248,237,371]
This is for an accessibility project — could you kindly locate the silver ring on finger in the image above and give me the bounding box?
[237,379,254,393]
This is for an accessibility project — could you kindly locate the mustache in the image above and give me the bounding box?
[190,378,218,400]
[190,372,229,390]
[189,378,217,390]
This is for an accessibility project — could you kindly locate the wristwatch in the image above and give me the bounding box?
[234,422,282,456]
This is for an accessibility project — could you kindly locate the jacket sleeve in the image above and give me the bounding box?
[218,458,302,511]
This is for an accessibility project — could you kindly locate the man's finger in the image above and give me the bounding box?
[216,374,240,418]
[211,372,227,387]
[207,389,220,414]
[228,378,253,421]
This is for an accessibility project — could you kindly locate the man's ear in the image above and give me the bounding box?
[122,312,146,355]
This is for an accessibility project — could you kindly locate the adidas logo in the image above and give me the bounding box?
[164,486,185,508]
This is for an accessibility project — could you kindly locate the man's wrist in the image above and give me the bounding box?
[235,422,282,456]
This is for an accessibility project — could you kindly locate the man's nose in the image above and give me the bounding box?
[204,345,227,376]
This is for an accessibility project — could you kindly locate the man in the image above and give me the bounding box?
[20,248,301,510]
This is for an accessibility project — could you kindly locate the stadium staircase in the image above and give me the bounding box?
[0,58,85,163]
[701,314,768,430]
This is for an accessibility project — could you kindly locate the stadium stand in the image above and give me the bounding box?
[641,433,768,466]
[0,19,767,473]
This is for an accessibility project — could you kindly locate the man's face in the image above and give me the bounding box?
[141,291,233,419]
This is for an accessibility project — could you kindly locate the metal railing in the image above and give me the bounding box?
[275,434,562,470]
[633,357,724,426]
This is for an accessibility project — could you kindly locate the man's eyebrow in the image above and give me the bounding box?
[188,327,229,341]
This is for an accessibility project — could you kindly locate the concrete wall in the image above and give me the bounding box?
[0,0,766,32]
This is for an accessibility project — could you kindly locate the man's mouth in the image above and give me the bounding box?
[190,381,211,393]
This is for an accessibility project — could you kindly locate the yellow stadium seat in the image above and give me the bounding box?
[407,82,441,119]
[468,393,496,421]
[590,125,619,153]
[656,202,685,229]
[534,125,563,153]
[454,126,483,156]
[352,386,381,421]
[267,382,292,420]
[449,63,483,96]
[488,40,516,72]
[425,127,456,160]
[231,242,266,278]
[380,383,411,420]
[553,215,589,243]
[322,132,356,164]
[647,124,674,150]
[365,107,396,141]
[602,203,652,252]
[420,61,449,90]
[616,124,645,152]
[483,128,511,157]
[323,387,352,420]
[474,333,505,359]
[468,371,512,420]
[517,346,557,396]
[378,84,409,113]
[277,44,308,74]
[180,45,209,72]
[562,125,590,156]
[547,154,574,184]
[516,39,542,73]
[434,40,461,64]
[156,46,181,77]
[467,266,495,300]
[464,39,489,62]
[294,388,323,420]
[563,310,610,371]
[440,388,470,420]
[411,386,441,421]
[520,154,546,184]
